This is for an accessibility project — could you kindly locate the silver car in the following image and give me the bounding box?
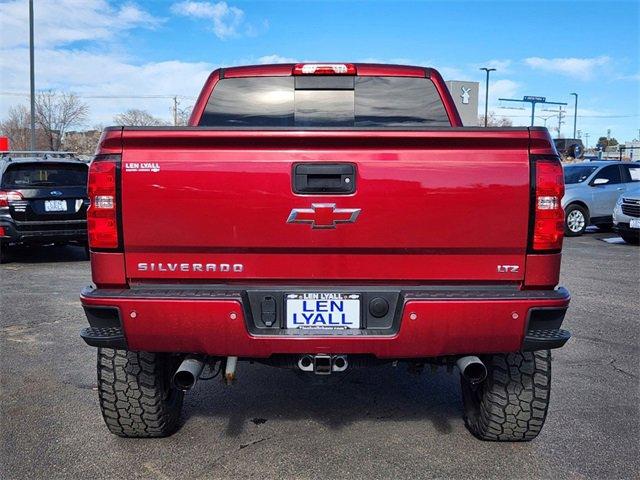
[613,187,640,245]
[562,161,640,236]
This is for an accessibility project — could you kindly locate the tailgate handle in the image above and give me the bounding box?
[293,163,356,194]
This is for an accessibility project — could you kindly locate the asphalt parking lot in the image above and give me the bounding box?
[1,232,638,480]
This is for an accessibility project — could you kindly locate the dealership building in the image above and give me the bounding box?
[445,80,480,126]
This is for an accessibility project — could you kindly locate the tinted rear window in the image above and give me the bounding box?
[200,76,451,128]
[563,165,598,184]
[2,163,88,188]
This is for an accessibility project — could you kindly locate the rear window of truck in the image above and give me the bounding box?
[2,163,88,188]
[200,76,451,128]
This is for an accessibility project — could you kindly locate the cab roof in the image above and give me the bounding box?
[220,63,436,79]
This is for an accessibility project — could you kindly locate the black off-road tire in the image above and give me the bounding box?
[461,350,552,442]
[97,348,184,438]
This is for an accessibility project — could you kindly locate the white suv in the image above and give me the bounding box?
[613,187,640,245]
[562,161,640,236]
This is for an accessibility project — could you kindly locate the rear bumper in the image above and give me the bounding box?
[79,285,571,357]
[0,219,87,244]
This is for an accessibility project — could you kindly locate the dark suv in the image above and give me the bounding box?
[554,138,585,159]
[0,152,89,262]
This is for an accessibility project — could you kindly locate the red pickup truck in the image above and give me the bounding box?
[80,63,570,441]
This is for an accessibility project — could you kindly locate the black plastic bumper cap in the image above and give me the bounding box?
[80,326,127,349]
[522,328,571,351]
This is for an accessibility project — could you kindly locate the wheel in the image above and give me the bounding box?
[97,348,184,438]
[620,231,640,245]
[84,244,90,260]
[564,204,589,236]
[461,350,552,442]
[570,144,584,159]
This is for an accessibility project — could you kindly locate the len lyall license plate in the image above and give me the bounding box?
[630,218,640,229]
[286,293,361,329]
[44,200,67,212]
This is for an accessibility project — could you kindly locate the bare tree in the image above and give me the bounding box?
[63,129,102,156]
[0,104,49,150]
[175,104,193,126]
[35,91,89,151]
[478,112,513,127]
[114,109,168,126]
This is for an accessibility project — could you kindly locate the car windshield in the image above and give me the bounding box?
[2,163,88,188]
[564,165,598,184]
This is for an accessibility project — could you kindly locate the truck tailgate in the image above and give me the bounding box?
[120,129,532,282]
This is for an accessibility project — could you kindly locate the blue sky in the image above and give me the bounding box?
[1,0,638,142]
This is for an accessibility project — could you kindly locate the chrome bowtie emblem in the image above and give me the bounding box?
[287,203,361,229]
[50,190,63,196]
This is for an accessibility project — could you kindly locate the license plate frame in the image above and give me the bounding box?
[285,293,361,330]
[44,200,67,212]
[630,218,640,229]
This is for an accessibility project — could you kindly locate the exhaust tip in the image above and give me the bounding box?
[173,356,205,391]
[456,356,487,384]
[173,370,196,391]
[463,362,487,384]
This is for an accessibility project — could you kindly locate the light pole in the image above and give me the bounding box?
[570,92,578,139]
[480,67,496,127]
[557,106,564,137]
[29,0,36,150]
[536,115,556,127]
[173,96,178,126]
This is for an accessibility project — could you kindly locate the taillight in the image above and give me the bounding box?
[0,190,23,207]
[292,63,356,75]
[530,156,565,251]
[87,155,120,249]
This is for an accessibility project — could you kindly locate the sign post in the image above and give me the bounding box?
[499,96,566,127]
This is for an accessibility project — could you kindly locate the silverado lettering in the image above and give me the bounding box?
[80,63,571,442]
[137,262,244,273]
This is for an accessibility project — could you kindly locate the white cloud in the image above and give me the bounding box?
[617,72,640,81]
[0,0,160,49]
[258,54,298,64]
[0,0,207,125]
[472,79,522,115]
[0,47,213,125]
[486,59,512,71]
[489,79,520,101]
[171,1,256,39]
[434,66,466,80]
[473,59,512,74]
[523,56,611,80]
